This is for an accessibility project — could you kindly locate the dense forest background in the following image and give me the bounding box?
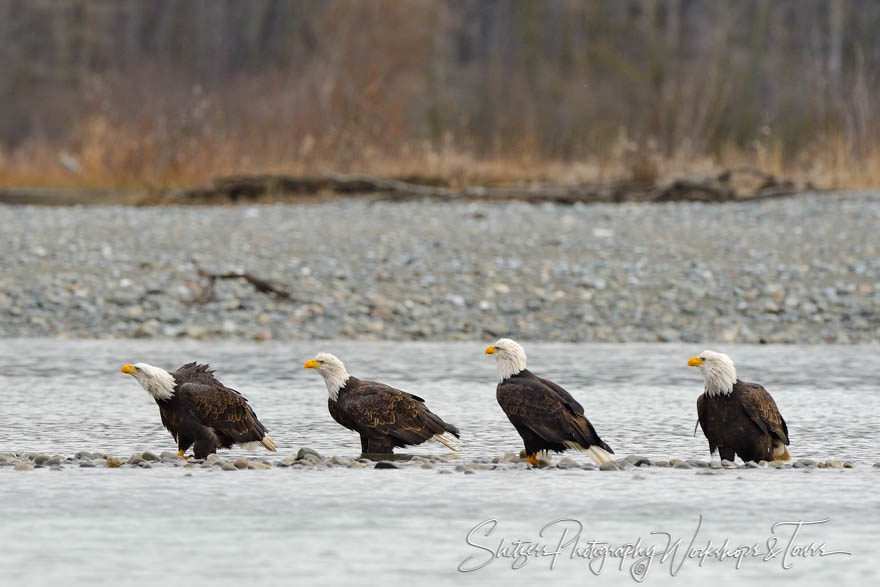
[0,0,877,188]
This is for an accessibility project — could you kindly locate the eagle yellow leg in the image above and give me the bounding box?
[524,454,540,466]
[773,446,791,462]
[177,450,192,461]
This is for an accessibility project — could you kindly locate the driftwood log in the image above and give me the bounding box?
[156,167,802,206]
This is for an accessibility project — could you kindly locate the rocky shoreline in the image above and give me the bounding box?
[0,450,865,473]
[0,191,877,343]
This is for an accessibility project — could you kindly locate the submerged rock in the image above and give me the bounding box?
[233,458,249,470]
[375,461,399,469]
[599,461,620,471]
[14,462,33,471]
[141,451,159,462]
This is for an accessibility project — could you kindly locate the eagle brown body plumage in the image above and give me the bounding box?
[697,379,789,463]
[497,369,613,458]
[328,376,460,454]
[156,362,274,459]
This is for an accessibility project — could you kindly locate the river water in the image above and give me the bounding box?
[1,340,877,586]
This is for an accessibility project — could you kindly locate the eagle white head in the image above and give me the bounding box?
[687,350,737,396]
[485,338,527,381]
[304,353,350,400]
[120,362,176,401]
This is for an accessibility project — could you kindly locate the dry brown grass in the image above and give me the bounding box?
[2,115,880,194]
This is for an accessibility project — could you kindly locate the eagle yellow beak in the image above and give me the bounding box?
[120,364,137,375]
[485,346,497,355]
[304,359,320,369]
[687,356,703,367]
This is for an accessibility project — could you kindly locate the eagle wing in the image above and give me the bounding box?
[536,376,585,414]
[497,377,610,452]
[696,393,716,453]
[343,381,458,445]
[175,382,268,443]
[738,382,789,445]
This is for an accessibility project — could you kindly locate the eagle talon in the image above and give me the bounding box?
[177,450,192,460]
[524,455,541,467]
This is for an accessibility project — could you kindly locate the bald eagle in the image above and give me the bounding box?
[485,339,613,466]
[121,362,277,459]
[304,353,460,455]
[688,350,790,463]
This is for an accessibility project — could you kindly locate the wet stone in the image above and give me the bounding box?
[599,461,620,471]
[247,462,271,470]
[141,451,159,462]
[221,463,237,471]
[296,447,322,460]
[79,461,96,468]
[794,459,817,468]
[233,459,250,470]
[673,462,692,470]
[375,461,399,469]
[14,462,33,471]
[127,455,144,465]
[137,462,152,469]
[33,455,50,465]
[105,457,124,468]
[844,462,855,469]
[708,461,723,469]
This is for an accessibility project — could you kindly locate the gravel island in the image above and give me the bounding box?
[0,191,877,343]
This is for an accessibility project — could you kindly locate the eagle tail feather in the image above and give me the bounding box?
[261,436,277,452]
[431,432,461,452]
[563,441,613,464]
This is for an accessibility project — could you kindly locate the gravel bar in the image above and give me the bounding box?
[0,191,877,343]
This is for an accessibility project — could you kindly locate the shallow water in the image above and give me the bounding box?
[1,339,878,586]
